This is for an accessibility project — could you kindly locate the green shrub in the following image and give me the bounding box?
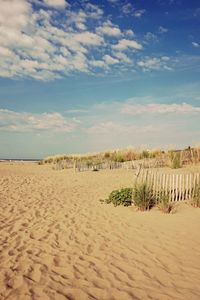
[191,183,200,208]
[133,181,155,211]
[52,161,68,170]
[113,155,125,163]
[157,192,174,213]
[140,150,149,159]
[169,151,182,169]
[86,160,93,168]
[104,152,110,158]
[101,188,133,207]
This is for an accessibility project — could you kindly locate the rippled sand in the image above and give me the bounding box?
[0,163,200,300]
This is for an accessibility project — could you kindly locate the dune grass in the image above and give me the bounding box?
[39,146,200,170]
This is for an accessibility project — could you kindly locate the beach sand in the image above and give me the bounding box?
[0,163,200,300]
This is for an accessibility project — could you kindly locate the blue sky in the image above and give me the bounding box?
[0,0,200,158]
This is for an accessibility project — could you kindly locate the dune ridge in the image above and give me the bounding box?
[0,163,200,300]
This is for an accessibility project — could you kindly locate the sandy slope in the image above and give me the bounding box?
[0,163,200,300]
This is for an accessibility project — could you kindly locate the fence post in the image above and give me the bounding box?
[169,174,172,202]
[134,169,199,203]
[165,174,169,197]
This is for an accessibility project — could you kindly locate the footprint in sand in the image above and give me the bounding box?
[7,274,24,289]
[26,264,42,283]
[87,244,93,254]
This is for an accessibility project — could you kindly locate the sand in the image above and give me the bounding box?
[0,163,200,300]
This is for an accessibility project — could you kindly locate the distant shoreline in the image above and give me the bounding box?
[0,159,41,162]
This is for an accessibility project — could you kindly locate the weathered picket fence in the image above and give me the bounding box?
[137,169,200,202]
[74,157,167,172]
[74,161,123,172]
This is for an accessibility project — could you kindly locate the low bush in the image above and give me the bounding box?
[86,160,93,168]
[133,181,155,211]
[104,152,110,158]
[140,150,149,159]
[157,192,174,213]
[113,155,125,163]
[52,161,68,170]
[100,188,133,207]
[169,151,182,169]
[191,183,200,208]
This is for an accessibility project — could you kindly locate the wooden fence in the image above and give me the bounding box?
[74,157,167,172]
[137,169,200,202]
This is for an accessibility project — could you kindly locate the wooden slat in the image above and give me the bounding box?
[175,174,178,202]
[189,173,192,200]
[156,172,160,200]
[179,174,182,201]
[152,172,156,198]
[171,174,174,201]
[182,174,185,201]
[169,173,172,202]
[162,173,166,198]
[197,173,200,185]
[159,173,163,200]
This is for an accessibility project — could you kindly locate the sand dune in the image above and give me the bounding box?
[0,163,200,300]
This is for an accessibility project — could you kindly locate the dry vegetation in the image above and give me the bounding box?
[39,146,200,214]
[39,146,200,170]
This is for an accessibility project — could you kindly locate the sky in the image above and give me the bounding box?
[0,0,200,159]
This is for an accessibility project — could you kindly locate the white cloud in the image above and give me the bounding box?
[121,103,200,115]
[144,32,158,43]
[159,26,168,33]
[137,56,171,71]
[43,0,67,8]
[85,3,104,19]
[0,1,106,79]
[112,52,132,63]
[192,42,200,48]
[103,55,119,65]
[0,109,80,133]
[125,29,135,37]
[1,96,200,153]
[87,121,154,135]
[0,0,170,80]
[133,9,146,18]
[0,0,141,80]
[74,32,104,46]
[0,46,13,57]
[122,3,134,15]
[64,5,102,30]
[65,10,88,31]
[161,56,170,61]
[90,60,106,68]
[122,3,145,17]
[0,0,31,29]
[97,21,121,37]
[112,39,143,51]
[65,109,88,114]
